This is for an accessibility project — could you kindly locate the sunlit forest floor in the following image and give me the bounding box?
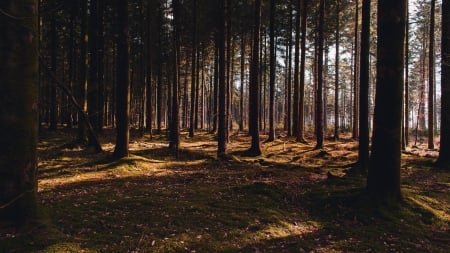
[1,128,449,252]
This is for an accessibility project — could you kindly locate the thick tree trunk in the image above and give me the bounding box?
[437,0,450,168]
[292,0,301,138]
[367,0,406,204]
[88,0,99,136]
[352,0,360,140]
[0,0,39,223]
[77,0,88,143]
[113,0,131,159]
[239,30,246,132]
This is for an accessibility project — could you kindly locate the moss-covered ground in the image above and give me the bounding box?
[1,129,449,252]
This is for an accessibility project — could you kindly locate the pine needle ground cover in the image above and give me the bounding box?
[1,130,448,252]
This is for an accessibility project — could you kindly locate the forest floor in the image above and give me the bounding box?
[1,129,449,252]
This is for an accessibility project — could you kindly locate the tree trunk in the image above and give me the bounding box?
[78,0,88,144]
[298,0,308,143]
[98,0,105,132]
[315,0,325,150]
[334,0,340,140]
[0,0,39,223]
[267,0,276,142]
[217,0,227,156]
[113,0,131,159]
[239,30,246,132]
[88,0,99,136]
[189,0,197,138]
[404,4,410,148]
[367,0,406,204]
[246,0,262,156]
[437,0,450,168]
[286,5,293,136]
[428,0,436,149]
[352,0,360,140]
[49,16,57,131]
[169,0,180,155]
[292,0,301,138]
[356,0,371,172]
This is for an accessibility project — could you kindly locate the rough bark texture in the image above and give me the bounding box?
[437,0,450,168]
[334,0,340,140]
[0,0,39,223]
[169,0,180,155]
[298,0,307,143]
[113,0,130,159]
[367,0,406,204]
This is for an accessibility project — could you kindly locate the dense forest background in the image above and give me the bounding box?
[0,0,449,252]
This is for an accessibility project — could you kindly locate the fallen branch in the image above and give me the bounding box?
[39,56,103,153]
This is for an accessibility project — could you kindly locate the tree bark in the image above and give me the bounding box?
[217,0,227,156]
[357,0,370,172]
[0,0,39,223]
[113,0,131,159]
[367,0,406,204]
[428,0,436,149]
[437,0,450,168]
[267,0,276,142]
[246,0,262,156]
[298,0,308,143]
[334,0,340,140]
[315,0,325,150]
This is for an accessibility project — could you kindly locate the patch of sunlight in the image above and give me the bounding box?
[255,221,319,241]
[408,195,450,222]
[36,243,93,253]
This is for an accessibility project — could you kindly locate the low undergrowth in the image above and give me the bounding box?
[1,129,448,252]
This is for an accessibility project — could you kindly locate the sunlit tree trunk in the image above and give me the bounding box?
[0,0,39,223]
[437,0,450,168]
[113,0,130,159]
[292,0,301,137]
[88,0,99,136]
[367,0,406,204]
[352,0,360,140]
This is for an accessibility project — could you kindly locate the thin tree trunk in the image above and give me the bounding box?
[169,0,180,155]
[356,0,371,172]
[298,0,308,143]
[428,0,436,149]
[218,0,227,156]
[239,30,246,132]
[352,0,360,139]
[246,0,262,156]
[315,0,325,149]
[334,0,340,140]
[189,0,197,138]
[267,0,276,142]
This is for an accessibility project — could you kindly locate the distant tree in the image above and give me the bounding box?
[352,0,360,140]
[246,0,262,156]
[113,0,131,159]
[0,0,39,223]
[367,0,407,204]
[436,0,449,168]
